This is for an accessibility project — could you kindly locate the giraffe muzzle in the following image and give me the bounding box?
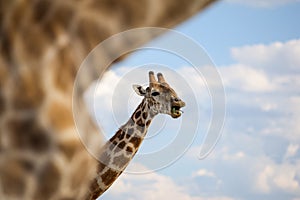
[171,101,185,118]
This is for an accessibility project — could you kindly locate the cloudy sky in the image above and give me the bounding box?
[86,0,300,199]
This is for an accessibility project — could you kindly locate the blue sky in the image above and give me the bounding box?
[182,0,300,65]
[87,0,300,199]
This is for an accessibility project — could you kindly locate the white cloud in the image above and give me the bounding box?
[284,144,299,159]
[231,39,300,72]
[225,0,300,8]
[256,165,274,193]
[221,39,300,140]
[188,142,300,198]
[193,169,216,178]
[219,64,275,92]
[256,162,300,194]
[274,171,299,193]
[222,151,245,161]
[224,40,300,195]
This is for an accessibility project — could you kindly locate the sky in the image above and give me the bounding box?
[85,0,300,199]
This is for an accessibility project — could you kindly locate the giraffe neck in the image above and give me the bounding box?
[86,98,156,199]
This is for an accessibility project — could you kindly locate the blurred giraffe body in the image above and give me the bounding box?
[0,0,216,199]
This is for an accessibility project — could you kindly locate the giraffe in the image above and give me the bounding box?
[0,0,217,199]
[86,71,185,199]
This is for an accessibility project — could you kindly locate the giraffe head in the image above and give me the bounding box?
[133,71,185,118]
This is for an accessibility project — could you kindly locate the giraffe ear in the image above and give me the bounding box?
[132,84,146,96]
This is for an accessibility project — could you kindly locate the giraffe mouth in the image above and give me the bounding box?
[171,105,184,118]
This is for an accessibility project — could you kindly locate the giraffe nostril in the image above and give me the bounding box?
[174,98,180,102]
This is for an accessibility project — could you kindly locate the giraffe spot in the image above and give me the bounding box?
[32,0,51,23]
[59,197,78,200]
[8,116,52,153]
[36,1,74,29]
[69,154,92,192]
[137,124,145,133]
[58,197,77,200]
[19,158,35,172]
[19,24,48,62]
[117,141,126,150]
[114,147,121,154]
[87,178,104,200]
[34,161,61,200]
[58,138,81,160]
[142,103,145,110]
[0,62,6,114]
[112,154,130,169]
[108,143,115,151]
[0,92,5,116]
[76,17,110,52]
[0,32,12,66]
[92,0,147,26]
[146,120,152,127]
[101,169,119,186]
[126,146,133,154]
[53,48,77,92]
[12,70,45,110]
[47,101,74,131]
[129,136,142,148]
[114,141,126,154]
[109,129,122,142]
[137,103,143,110]
[97,162,106,173]
[143,112,148,119]
[0,159,26,196]
[118,131,125,140]
[135,111,141,119]
[149,101,153,107]
[137,119,145,127]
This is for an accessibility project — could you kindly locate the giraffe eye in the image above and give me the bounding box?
[151,91,160,96]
